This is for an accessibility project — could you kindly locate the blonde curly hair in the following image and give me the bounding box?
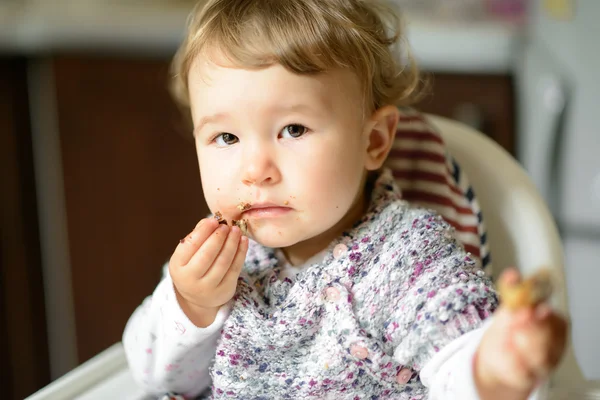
[170,0,424,116]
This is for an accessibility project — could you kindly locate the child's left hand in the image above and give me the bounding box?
[474,269,568,400]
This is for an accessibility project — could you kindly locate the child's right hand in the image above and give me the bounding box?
[169,217,249,327]
[474,269,568,399]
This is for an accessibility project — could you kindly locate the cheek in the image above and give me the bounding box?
[318,137,365,184]
[198,152,233,212]
[199,172,220,212]
[297,141,365,209]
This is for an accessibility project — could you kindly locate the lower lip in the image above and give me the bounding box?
[244,207,292,218]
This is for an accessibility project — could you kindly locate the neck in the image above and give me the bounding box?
[281,173,374,266]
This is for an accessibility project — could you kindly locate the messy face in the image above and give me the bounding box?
[189,60,371,251]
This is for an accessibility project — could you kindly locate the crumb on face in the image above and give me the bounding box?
[214,211,228,225]
[232,219,249,235]
[237,202,251,211]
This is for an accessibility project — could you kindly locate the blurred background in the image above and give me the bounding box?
[1,0,599,399]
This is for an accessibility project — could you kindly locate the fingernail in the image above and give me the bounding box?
[504,269,521,285]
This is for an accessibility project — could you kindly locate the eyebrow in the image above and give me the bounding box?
[271,103,322,114]
[193,112,229,137]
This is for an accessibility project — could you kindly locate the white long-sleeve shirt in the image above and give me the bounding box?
[123,259,542,399]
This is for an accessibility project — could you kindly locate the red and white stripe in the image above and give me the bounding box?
[386,109,489,266]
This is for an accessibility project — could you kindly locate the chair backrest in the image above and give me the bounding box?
[427,114,589,392]
[428,114,566,308]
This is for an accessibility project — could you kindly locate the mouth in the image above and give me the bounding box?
[243,202,292,218]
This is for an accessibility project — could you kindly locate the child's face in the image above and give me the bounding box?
[188,59,376,249]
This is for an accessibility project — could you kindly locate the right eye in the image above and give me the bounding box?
[214,133,239,146]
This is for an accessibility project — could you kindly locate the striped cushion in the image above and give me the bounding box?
[385,108,491,270]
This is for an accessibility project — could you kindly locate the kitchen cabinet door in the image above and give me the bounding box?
[53,56,208,364]
[417,72,515,155]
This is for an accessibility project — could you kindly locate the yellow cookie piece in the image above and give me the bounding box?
[498,269,554,310]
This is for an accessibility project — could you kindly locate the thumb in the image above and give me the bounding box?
[499,268,521,286]
[497,267,521,296]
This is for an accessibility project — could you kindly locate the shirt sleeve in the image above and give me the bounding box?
[122,265,230,398]
[419,318,545,400]
[384,211,499,370]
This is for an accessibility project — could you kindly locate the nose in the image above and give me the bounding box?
[241,144,281,187]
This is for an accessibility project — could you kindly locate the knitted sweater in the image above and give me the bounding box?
[123,169,499,399]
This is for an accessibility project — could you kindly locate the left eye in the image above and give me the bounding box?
[280,124,308,139]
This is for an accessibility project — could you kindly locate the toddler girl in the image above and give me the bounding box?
[123,0,567,398]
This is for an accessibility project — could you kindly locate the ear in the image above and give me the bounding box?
[364,105,400,171]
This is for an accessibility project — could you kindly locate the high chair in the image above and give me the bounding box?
[26,114,588,399]
[429,114,591,399]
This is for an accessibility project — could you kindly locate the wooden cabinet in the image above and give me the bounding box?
[416,72,515,155]
[52,56,209,363]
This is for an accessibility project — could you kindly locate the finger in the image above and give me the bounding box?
[535,303,552,321]
[203,226,242,286]
[538,312,568,368]
[218,235,249,288]
[171,218,219,266]
[500,268,521,286]
[498,329,538,390]
[513,318,564,380]
[496,302,533,329]
[511,307,535,327]
[516,332,548,377]
[186,224,230,278]
[546,314,569,368]
[510,330,544,386]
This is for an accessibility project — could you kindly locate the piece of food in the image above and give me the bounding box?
[237,202,251,212]
[232,219,248,235]
[214,211,228,225]
[497,269,554,310]
[214,211,248,235]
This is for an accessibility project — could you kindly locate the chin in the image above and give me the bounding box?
[247,227,300,249]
